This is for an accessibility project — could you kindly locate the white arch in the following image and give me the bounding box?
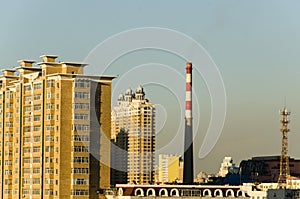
[203,189,212,197]
[225,189,234,197]
[170,188,179,197]
[159,188,168,197]
[214,189,223,197]
[146,188,156,197]
[135,188,144,196]
[237,190,245,197]
[117,188,123,196]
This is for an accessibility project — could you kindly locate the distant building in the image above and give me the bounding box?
[217,157,239,177]
[111,86,155,185]
[240,156,300,183]
[0,55,115,198]
[267,189,300,199]
[110,129,128,185]
[158,154,183,183]
[194,171,208,184]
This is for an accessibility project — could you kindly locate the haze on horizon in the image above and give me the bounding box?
[1,0,300,175]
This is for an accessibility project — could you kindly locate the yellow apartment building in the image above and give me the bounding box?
[111,86,155,185]
[0,55,115,199]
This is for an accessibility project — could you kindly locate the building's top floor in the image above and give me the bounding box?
[0,54,117,88]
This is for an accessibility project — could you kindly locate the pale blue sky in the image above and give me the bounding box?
[1,1,300,174]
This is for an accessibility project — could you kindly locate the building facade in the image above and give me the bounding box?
[111,86,155,185]
[0,55,115,199]
[240,156,300,183]
[158,154,183,184]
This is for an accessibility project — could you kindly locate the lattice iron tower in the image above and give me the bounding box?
[277,106,291,188]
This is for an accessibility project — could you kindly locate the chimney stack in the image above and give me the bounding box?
[183,62,194,184]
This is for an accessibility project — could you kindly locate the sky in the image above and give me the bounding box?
[1,0,300,175]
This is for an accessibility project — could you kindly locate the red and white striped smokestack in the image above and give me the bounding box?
[185,62,192,124]
[183,61,194,184]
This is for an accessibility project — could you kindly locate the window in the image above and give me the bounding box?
[33,157,40,163]
[45,146,53,153]
[24,137,31,143]
[45,168,54,174]
[5,150,12,156]
[6,103,13,109]
[32,189,40,195]
[5,179,12,185]
[33,147,40,153]
[34,94,41,100]
[71,189,89,196]
[24,158,30,164]
[24,147,30,153]
[46,114,54,120]
[33,168,40,174]
[46,92,54,99]
[72,146,89,152]
[34,83,42,90]
[5,142,13,147]
[5,132,13,138]
[34,115,41,122]
[73,114,89,120]
[5,122,13,127]
[46,125,54,132]
[34,104,42,111]
[74,92,90,99]
[45,157,53,163]
[74,79,90,88]
[46,135,54,142]
[23,189,30,195]
[5,170,12,175]
[45,189,53,196]
[24,116,31,122]
[73,103,89,110]
[24,85,31,92]
[32,178,40,185]
[6,112,13,118]
[33,126,41,132]
[24,96,31,102]
[5,160,12,166]
[72,124,89,132]
[73,157,89,164]
[24,106,31,112]
[46,103,54,110]
[6,91,13,99]
[47,80,55,88]
[72,178,89,185]
[34,136,40,142]
[45,178,53,185]
[72,168,89,174]
[23,178,30,184]
[72,135,89,142]
[24,126,31,132]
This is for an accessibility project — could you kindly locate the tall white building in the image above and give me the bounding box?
[111,86,155,185]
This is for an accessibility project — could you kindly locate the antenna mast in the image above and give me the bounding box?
[277,106,291,188]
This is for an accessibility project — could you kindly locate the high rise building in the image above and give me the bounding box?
[0,55,115,199]
[158,154,183,184]
[111,86,155,185]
